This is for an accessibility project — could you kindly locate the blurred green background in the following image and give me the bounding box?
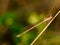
[0,0,60,45]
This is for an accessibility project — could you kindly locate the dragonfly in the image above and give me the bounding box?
[16,10,60,45]
[16,0,60,44]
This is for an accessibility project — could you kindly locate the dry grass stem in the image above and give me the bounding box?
[30,10,60,45]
